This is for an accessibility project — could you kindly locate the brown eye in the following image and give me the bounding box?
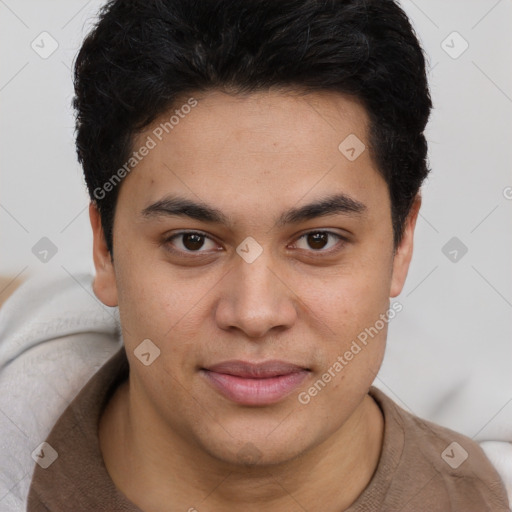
[306,232,329,250]
[165,231,218,253]
[182,233,205,251]
[293,231,345,252]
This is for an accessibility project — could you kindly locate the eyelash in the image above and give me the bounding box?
[163,230,347,257]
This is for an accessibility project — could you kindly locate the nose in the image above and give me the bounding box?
[214,253,298,339]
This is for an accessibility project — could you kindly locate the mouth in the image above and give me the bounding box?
[200,360,311,406]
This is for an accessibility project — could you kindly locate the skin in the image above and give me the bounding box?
[93,89,420,512]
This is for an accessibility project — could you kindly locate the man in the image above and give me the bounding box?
[1,0,510,510]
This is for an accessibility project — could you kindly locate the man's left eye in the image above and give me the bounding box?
[292,231,345,252]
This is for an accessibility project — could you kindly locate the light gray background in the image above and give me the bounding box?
[1,0,511,438]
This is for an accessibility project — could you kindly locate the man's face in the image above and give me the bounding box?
[92,89,416,466]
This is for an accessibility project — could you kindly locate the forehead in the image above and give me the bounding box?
[118,89,387,222]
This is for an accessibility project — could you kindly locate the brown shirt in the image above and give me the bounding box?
[27,347,510,511]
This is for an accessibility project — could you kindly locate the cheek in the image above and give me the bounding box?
[301,260,393,337]
[113,252,217,364]
[294,251,392,384]
[113,255,177,344]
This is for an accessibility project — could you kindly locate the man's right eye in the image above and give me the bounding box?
[163,231,221,254]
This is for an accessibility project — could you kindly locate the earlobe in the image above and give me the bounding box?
[89,202,118,307]
[390,195,421,298]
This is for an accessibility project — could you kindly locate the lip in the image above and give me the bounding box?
[201,360,310,406]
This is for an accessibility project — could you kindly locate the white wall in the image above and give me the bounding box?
[1,0,104,277]
[1,1,511,437]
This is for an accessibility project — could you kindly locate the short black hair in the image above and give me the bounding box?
[73,0,432,255]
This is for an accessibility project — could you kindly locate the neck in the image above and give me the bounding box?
[99,381,383,512]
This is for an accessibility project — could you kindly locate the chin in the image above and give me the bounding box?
[198,425,316,469]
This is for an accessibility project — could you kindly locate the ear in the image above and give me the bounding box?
[390,195,421,298]
[89,202,118,307]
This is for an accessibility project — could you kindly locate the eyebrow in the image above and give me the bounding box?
[141,193,367,227]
